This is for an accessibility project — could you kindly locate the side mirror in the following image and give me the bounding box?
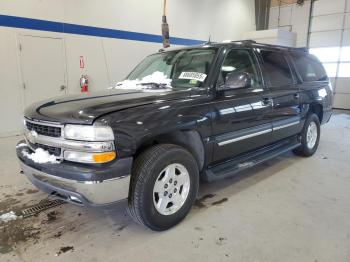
[224,72,252,90]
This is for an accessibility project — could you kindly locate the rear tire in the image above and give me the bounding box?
[128,144,199,231]
[293,113,320,157]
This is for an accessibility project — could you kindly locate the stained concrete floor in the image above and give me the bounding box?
[0,111,350,262]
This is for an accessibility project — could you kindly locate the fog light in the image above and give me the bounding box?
[64,150,116,164]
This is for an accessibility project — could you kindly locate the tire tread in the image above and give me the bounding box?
[128,144,196,229]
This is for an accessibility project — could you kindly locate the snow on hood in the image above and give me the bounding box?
[0,211,19,223]
[113,71,172,92]
[22,148,59,164]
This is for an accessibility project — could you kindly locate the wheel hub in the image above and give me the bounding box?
[153,163,190,215]
[306,121,318,149]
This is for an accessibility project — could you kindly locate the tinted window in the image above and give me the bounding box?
[291,52,328,82]
[218,49,260,88]
[260,50,293,87]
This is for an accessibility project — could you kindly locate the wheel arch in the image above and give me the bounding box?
[134,130,206,171]
[309,103,323,123]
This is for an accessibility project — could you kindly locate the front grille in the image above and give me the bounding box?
[28,141,62,157]
[26,121,61,137]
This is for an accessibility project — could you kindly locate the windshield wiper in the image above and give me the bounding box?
[138,82,171,89]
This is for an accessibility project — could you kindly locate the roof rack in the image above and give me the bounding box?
[245,41,309,52]
[222,39,257,44]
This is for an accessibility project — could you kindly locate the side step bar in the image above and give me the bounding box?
[203,137,301,182]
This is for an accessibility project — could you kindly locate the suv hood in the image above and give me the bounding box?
[25,88,192,124]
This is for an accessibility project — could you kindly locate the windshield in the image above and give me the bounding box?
[119,48,217,90]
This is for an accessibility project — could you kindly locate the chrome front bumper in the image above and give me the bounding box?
[19,160,131,206]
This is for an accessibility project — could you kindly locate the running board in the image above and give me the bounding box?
[203,137,301,182]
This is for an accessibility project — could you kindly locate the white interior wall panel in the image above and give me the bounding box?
[311,14,344,32]
[268,7,279,28]
[64,35,110,94]
[269,0,350,109]
[0,0,256,136]
[0,28,24,136]
[335,78,350,93]
[345,13,350,28]
[313,0,346,16]
[334,94,350,109]
[278,6,293,27]
[102,38,160,87]
[343,30,350,45]
[309,0,350,109]
[309,31,343,47]
[268,2,311,47]
[290,1,311,47]
[244,29,296,47]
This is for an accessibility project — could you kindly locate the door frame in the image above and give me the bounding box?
[209,46,273,163]
[16,33,68,110]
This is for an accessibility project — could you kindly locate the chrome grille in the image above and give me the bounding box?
[28,141,62,157]
[26,120,61,137]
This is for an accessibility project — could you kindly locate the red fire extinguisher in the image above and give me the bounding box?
[80,75,89,93]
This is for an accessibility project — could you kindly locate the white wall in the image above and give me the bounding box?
[0,0,256,136]
[244,29,297,47]
[269,0,350,110]
[269,1,311,47]
[309,0,350,109]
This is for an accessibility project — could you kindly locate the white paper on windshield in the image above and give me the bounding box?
[178,72,207,82]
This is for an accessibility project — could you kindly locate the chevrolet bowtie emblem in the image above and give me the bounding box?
[27,130,38,144]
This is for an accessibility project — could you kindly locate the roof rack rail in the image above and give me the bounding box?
[295,47,308,52]
[222,39,256,44]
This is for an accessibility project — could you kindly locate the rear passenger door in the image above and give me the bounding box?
[258,49,302,143]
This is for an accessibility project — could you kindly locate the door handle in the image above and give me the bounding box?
[60,85,66,91]
[293,93,300,99]
[262,97,273,106]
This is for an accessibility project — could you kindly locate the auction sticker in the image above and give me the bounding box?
[179,72,207,82]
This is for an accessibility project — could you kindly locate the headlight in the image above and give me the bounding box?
[64,150,116,164]
[64,125,114,141]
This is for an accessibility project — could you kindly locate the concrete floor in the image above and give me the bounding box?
[1,111,350,262]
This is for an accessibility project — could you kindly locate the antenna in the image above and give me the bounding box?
[204,35,212,45]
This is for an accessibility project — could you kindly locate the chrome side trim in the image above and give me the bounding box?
[218,128,272,146]
[273,121,300,131]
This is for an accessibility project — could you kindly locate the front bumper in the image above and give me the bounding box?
[17,141,132,206]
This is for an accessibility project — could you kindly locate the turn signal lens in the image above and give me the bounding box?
[64,150,116,164]
[92,152,116,163]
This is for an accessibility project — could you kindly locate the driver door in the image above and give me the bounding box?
[211,48,273,163]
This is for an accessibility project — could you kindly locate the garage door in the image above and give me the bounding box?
[19,35,67,108]
[308,0,350,109]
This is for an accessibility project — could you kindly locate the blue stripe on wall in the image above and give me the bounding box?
[0,14,204,46]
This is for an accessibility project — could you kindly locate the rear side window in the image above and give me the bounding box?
[260,50,294,87]
[291,52,328,82]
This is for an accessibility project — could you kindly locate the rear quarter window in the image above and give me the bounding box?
[291,52,328,82]
[260,50,294,87]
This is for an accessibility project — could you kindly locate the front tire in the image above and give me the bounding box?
[293,113,320,157]
[128,144,199,231]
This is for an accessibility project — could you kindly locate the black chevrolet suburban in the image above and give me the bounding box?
[16,41,333,230]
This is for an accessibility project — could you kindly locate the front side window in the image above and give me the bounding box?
[218,49,260,88]
[260,50,294,87]
[125,48,218,90]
